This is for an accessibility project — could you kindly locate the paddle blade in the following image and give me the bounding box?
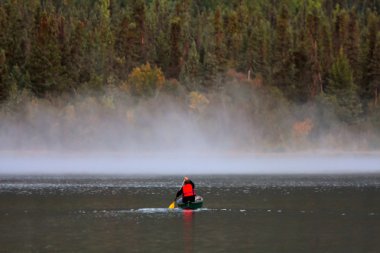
[168,201,175,209]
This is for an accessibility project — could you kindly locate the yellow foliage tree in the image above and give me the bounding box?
[189,91,209,113]
[128,63,165,97]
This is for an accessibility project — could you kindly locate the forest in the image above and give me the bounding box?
[0,0,380,152]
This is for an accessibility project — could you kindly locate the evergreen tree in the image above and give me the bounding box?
[168,16,182,78]
[132,0,147,64]
[146,0,171,69]
[180,40,200,86]
[1,1,30,70]
[28,11,63,97]
[0,49,8,101]
[115,0,146,76]
[272,4,295,99]
[293,34,313,103]
[319,19,333,89]
[115,16,132,78]
[332,7,349,55]
[368,33,380,107]
[66,20,88,89]
[88,0,114,89]
[201,51,218,87]
[305,7,323,99]
[360,12,379,106]
[344,10,360,81]
[213,6,226,72]
[251,18,270,83]
[175,0,192,65]
[236,2,250,72]
[326,50,362,124]
[225,10,241,68]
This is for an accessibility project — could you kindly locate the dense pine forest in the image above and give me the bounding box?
[0,0,380,152]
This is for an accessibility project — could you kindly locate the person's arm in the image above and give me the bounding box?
[175,188,183,199]
[190,180,195,189]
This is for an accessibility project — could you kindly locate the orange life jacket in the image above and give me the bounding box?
[182,183,195,197]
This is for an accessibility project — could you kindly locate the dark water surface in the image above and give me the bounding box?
[1,175,380,253]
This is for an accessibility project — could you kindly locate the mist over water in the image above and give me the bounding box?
[1,91,380,175]
[1,151,380,175]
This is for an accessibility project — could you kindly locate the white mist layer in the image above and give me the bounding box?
[1,88,380,174]
[1,152,379,174]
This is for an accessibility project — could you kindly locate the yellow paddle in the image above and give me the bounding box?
[168,201,175,209]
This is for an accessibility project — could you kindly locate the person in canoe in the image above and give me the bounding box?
[175,176,196,203]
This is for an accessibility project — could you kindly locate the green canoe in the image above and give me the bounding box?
[176,196,204,210]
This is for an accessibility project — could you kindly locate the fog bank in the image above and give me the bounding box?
[1,152,380,175]
[1,84,380,174]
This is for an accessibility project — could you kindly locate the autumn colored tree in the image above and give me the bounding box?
[128,63,165,97]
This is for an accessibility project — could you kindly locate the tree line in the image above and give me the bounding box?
[0,0,380,150]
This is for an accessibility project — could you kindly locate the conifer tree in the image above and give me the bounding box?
[272,4,295,99]
[180,40,200,85]
[1,1,30,70]
[28,11,63,97]
[168,16,182,78]
[176,0,192,64]
[132,0,147,64]
[90,0,114,87]
[0,49,8,101]
[236,2,250,72]
[115,0,146,75]
[319,19,333,86]
[306,8,323,98]
[344,10,360,81]
[360,12,379,106]
[225,10,241,67]
[146,0,171,69]
[213,6,226,72]
[67,20,88,89]
[326,50,362,124]
[251,18,270,83]
[368,33,380,107]
[332,7,349,55]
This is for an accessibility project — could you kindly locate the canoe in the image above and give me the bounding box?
[176,196,204,210]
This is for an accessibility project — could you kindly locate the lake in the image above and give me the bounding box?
[0,175,379,253]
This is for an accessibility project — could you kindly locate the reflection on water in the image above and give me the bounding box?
[183,210,194,253]
[0,175,380,252]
